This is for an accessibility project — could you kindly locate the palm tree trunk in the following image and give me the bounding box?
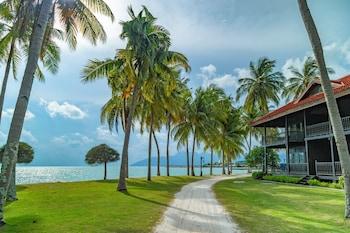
[104,162,107,180]
[166,117,171,176]
[191,131,196,176]
[0,39,15,124]
[249,132,252,155]
[298,0,350,218]
[0,0,54,223]
[123,100,129,179]
[222,150,226,175]
[152,131,161,176]
[186,139,190,176]
[117,84,140,191]
[147,112,154,181]
[210,148,213,176]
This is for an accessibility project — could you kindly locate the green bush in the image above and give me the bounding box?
[307,179,343,189]
[252,171,264,180]
[262,175,301,184]
[338,176,345,188]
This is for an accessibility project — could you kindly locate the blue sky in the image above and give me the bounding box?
[1,0,350,165]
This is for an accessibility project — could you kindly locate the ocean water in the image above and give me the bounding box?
[16,165,248,185]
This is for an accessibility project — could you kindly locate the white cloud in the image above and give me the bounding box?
[40,98,87,120]
[200,64,217,77]
[21,130,38,143]
[282,56,308,78]
[52,132,93,146]
[2,108,35,121]
[96,126,119,145]
[199,65,247,92]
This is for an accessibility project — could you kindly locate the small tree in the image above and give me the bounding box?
[85,144,120,180]
[0,142,34,164]
[246,146,279,170]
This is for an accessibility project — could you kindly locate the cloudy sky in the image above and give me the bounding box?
[1,0,350,165]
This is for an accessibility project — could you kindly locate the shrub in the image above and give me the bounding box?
[252,171,264,180]
[307,179,343,189]
[262,175,301,184]
[338,176,345,188]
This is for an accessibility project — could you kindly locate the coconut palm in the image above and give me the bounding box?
[236,57,285,114]
[282,56,334,101]
[298,0,350,218]
[241,108,261,156]
[0,0,114,224]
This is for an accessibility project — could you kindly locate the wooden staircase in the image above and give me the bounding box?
[297,175,316,185]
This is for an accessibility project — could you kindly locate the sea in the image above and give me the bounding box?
[15,165,248,185]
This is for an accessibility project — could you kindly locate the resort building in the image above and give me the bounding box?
[251,75,350,179]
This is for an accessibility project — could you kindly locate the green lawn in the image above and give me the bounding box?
[214,177,350,233]
[3,176,201,233]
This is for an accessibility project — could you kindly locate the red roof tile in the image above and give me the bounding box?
[251,75,350,127]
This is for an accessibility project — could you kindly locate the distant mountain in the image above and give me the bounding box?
[132,151,221,167]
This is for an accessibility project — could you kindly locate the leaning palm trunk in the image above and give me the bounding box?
[0,0,54,223]
[152,131,161,176]
[298,0,350,218]
[186,139,190,176]
[104,162,107,180]
[210,148,213,175]
[117,85,140,191]
[147,112,153,181]
[7,168,16,201]
[191,132,196,176]
[166,117,171,176]
[0,39,15,124]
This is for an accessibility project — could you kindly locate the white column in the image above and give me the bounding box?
[303,111,310,175]
[330,137,336,177]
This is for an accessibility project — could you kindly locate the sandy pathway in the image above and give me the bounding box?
[154,175,244,233]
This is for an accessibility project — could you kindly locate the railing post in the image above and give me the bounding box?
[285,117,290,175]
[263,126,267,173]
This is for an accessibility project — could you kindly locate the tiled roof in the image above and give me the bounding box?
[251,75,350,127]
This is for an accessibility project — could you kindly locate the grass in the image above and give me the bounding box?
[262,175,302,184]
[214,177,350,233]
[3,176,201,233]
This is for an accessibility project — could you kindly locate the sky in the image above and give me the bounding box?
[1,0,350,166]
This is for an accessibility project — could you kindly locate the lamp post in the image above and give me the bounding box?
[200,156,203,176]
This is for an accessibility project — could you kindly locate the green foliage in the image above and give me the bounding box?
[0,142,34,164]
[245,146,279,168]
[263,175,301,184]
[85,144,119,165]
[307,179,344,189]
[252,171,264,179]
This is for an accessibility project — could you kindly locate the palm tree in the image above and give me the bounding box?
[241,108,261,156]
[236,57,285,114]
[0,0,114,224]
[298,0,350,218]
[282,56,334,101]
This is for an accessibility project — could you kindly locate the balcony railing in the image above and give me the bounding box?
[289,163,308,175]
[306,116,350,138]
[263,131,304,146]
[315,161,342,176]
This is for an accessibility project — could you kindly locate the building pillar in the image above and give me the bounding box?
[303,111,310,175]
[264,126,267,173]
[330,136,336,177]
[285,117,290,175]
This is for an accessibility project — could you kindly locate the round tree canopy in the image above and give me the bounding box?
[85,144,120,165]
[0,142,34,164]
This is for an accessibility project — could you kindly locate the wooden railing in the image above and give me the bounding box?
[289,163,308,175]
[306,116,350,138]
[315,161,342,176]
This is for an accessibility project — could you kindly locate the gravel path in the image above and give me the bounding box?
[154,175,244,233]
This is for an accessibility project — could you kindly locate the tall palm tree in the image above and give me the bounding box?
[241,108,261,157]
[236,57,285,114]
[0,0,114,224]
[282,56,334,101]
[298,0,350,218]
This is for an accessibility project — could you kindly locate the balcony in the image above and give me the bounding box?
[315,161,342,176]
[289,163,308,175]
[263,131,304,147]
[306,116,350,138]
